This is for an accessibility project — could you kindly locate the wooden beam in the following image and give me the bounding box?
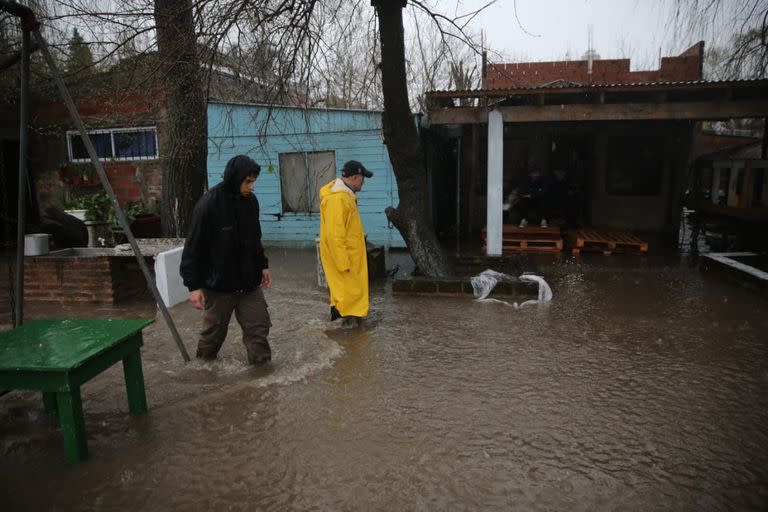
[596,90,605,104]
[428,99,768,125]
[687,200,768,222]
[431,108,486,124]
[469,125,480,235]
[741,162,752,209]
[763,118,767,160]
[666,122,697,247]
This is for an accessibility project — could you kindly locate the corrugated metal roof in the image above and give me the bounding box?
[428,78,768,95]
[587,78,766,88]
[540,79,584,89]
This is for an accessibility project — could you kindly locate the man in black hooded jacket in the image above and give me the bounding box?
[180,154,272,364]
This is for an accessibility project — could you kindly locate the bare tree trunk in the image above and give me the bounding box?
[373,0,452,277]
[154,0,207,236]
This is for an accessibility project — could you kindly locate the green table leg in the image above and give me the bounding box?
[56,388,88,463]
[122,348,147,414]
[43,392,58,414]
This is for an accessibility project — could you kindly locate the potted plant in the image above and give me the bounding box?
[125,202,153,219]
[64,196,87,221]
[124,201,162,238]
[82,192,113,247]
[59,162,98,186]
[78,165,91,184]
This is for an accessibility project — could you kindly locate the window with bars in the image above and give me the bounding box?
[67,127,158,162]
[279,151,336,213]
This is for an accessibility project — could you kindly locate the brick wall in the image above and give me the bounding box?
[485,42,704,88]
[24,253,153,305]
[30,87,166,216]
[105,161,149,207]
[33,90,166,124]
[110,256,155,303]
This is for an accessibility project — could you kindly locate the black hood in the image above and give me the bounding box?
[181,154,268,292]
[222,155,261,194]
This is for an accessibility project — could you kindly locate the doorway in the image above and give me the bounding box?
[550,134,594,226]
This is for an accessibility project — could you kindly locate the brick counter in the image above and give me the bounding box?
[24,250,154,305]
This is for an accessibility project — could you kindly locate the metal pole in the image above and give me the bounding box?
[14,29,29,327]
[32,30,191,362]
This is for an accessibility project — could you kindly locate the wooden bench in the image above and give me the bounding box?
[482,225,564,253]
[569,228,649,255]
[0,318,153,463]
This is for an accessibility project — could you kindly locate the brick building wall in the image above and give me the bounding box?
[485,42,704,88]
[103,160,159,207]
[30,88,167,216]
[24,253,153,305]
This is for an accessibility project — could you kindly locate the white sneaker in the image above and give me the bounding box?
[540,218,548,228]
[519,218,529,228]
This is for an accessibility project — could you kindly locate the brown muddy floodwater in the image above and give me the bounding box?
[1,248,767,511]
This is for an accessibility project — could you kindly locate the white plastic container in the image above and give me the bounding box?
[24,233,51,256]
[64,209,86,221]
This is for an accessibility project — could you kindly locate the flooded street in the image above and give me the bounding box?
[1,248,767,511]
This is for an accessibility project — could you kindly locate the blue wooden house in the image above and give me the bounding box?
[207,102,406,248]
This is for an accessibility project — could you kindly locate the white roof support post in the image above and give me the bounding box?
[486,108,504,256]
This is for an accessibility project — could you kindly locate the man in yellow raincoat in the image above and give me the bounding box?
[319,160,373,323]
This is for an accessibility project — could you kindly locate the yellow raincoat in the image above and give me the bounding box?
[319,178,368,317]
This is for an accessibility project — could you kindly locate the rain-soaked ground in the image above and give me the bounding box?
[1,246,767,511]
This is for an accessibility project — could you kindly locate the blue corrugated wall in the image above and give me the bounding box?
[207,102,406,248]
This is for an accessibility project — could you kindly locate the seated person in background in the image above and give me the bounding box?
[516,168,548,228]
[545,168,569,222]
[545,168,579,227]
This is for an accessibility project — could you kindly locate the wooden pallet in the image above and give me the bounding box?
[569,228,649,255]
[482,225,564,253]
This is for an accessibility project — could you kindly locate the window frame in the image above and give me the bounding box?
[66,126,159,163]
[278,150,336,215]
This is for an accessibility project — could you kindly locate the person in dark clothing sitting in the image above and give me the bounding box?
[545,168,578,227]
[180,154,273,365]
[516,167,548,228]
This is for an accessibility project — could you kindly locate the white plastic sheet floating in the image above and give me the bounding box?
[470,269,552,308]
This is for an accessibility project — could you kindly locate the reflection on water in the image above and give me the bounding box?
[1,248,767,511]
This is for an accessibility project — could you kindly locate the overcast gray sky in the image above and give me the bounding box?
[452,0,751,69]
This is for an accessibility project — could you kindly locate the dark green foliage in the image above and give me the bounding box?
[81,192,112,222]
[66,28,94,76]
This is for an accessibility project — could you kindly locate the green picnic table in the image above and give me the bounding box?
[0,318,153,463]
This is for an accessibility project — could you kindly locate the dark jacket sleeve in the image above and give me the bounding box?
[180,198,209,291]
[253,197,268,269]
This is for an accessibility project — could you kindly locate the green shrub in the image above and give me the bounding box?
[124,202,152,217]
[64,196,87,210]
[81,192,112,222]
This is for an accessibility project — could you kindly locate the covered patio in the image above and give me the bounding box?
[423,79,768,256]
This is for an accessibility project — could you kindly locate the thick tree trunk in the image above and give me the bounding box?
[372,0,452,277]
[154,0,207,236]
